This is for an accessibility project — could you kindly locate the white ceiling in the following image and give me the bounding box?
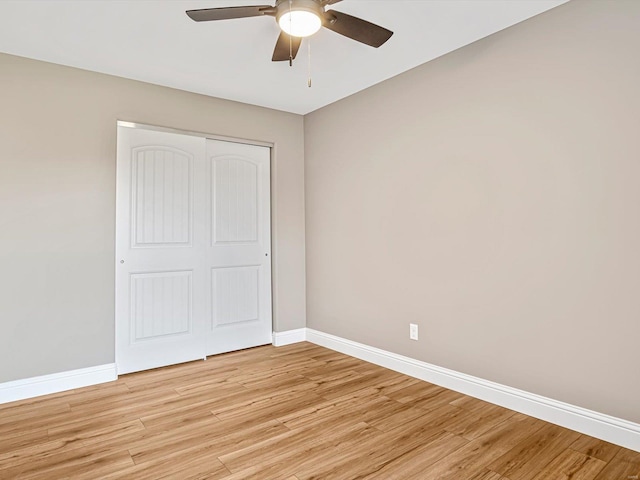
[0,0,567,115]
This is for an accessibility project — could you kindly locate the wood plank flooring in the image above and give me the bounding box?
[0,342,638,479]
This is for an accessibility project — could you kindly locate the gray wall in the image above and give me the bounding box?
[304,0,640,423]
[0,53,306,382]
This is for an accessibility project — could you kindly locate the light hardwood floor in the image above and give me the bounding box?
[0,342,638,479]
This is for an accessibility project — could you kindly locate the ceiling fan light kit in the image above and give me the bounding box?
[278,0,323,38]
[186,0,393,62]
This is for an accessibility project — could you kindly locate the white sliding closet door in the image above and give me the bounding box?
[115,124,271,375]
[205,140,272,356]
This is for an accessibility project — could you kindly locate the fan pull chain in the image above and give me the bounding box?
[288,0,293,66]
[307,39,312,88]
[289,38,293,67]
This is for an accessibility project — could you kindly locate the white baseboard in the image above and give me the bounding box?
[3,331,638,453]
[0,364,117,405]
[272,328,307,347]
[306,328,640,453]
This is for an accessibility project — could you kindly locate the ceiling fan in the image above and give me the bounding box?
[186,0,393,62]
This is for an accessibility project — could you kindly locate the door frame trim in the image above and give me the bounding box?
[117,121,274,148]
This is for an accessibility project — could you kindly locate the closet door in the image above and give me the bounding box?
[115,126,207,374]
[205,140,272,355]
[115,125,272,374]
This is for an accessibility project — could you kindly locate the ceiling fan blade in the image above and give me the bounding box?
[186,5,275,22]
[323,10,393,48]
[322,0,343,5]
[272,32,302,62]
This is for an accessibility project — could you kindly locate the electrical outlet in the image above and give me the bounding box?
[409,323,419,341]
